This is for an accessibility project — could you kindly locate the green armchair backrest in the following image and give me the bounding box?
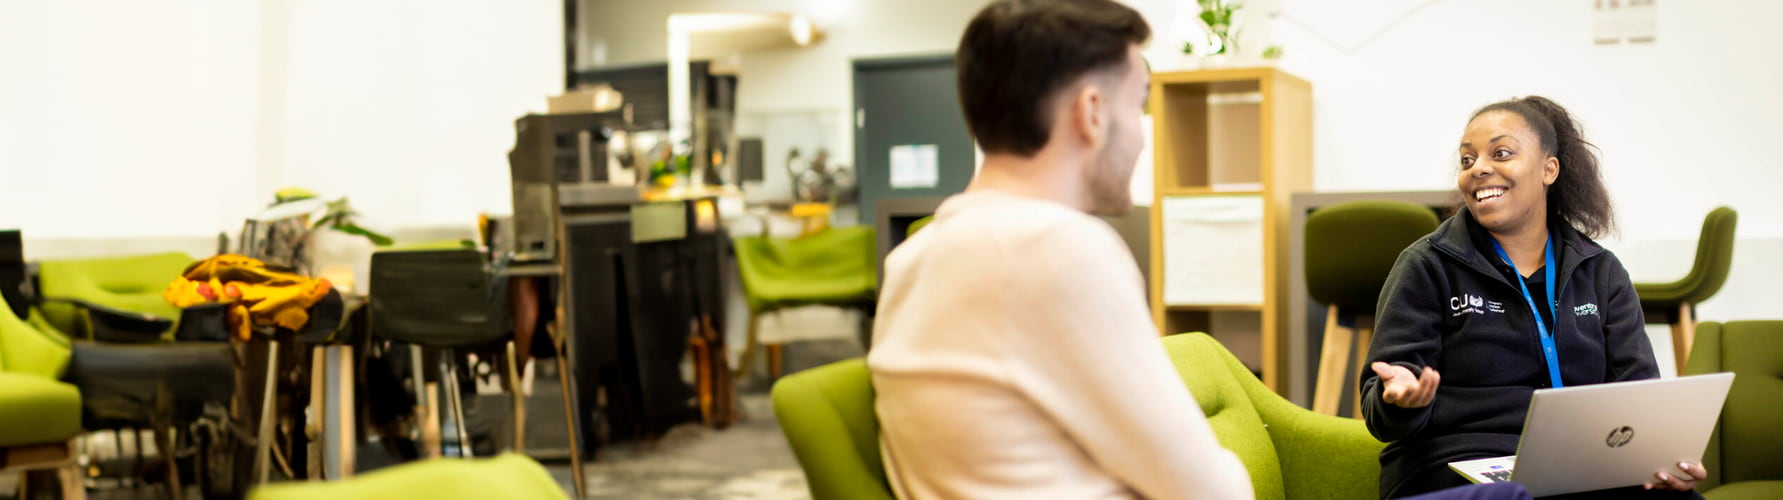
[733,226,877,313]
[1305,200,1441,313]
[1683,320,1783,495]
[0,306,71,378]
[771,358,894,500]
[1636,206,1737,306]
[1161,332,1385,500]
[35,251,194,336]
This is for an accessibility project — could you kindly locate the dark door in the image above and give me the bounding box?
[853,55,975,223]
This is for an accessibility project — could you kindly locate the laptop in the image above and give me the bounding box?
[1448,372,1735,497]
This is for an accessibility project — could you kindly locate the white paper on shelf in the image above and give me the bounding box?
[1161,194,1265,306]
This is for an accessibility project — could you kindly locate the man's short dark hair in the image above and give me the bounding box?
[956,0,1150,157]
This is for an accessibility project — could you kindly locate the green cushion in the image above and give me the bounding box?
[0,372,82,448]
[1705,480,1783,500]
[247,453,567,500]
[36,251,194,336]
[1163,332,1385,500]
[0,307,72,378]
[771,359,893,500]
[1305,201,1439,312]
[905,216,934,238]
[733,226,877,312]
[1634,206,1736,306]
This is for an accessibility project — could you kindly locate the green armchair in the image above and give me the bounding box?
[1161,332,1384,500]
[1682,321,1783,500]
[773,332,1385,500]
[770,358,893,500]
[247,453,567,500]
[733,226,877,378]
[35,251,194,340]
[0,306,86,499]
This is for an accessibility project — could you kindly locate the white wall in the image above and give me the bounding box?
[1252,0,1783,330]
[277,0,563,230]
[578,0,988,200]
[1,1,562,255]
[0,1,263,240]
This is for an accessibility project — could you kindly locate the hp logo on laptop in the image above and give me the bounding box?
[1606,426,1635,448]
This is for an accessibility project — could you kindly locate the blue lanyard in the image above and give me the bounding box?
[1491,236,1563,389]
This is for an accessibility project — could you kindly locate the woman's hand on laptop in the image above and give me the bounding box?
[1644,461,1706,491]
[1372,362,1440,408]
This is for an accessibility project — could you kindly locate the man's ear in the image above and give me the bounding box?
[1543,155,1560,186]
[1072,84,1105,147]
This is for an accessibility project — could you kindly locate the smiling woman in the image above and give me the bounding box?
[1360,97,1711,499]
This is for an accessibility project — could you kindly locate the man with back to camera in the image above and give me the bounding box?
[866,0,1248,498]
[866,1,1536,499]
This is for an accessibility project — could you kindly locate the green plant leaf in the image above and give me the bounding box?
[331,223,394,246]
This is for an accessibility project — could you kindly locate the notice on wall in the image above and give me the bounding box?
[890,144,939,189]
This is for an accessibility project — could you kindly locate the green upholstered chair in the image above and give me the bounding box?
[1162,332,1384,500]
[904,215,934,238]
[1304,200,1440,416]
[35,251,195,341]
[770,359,893,500]
[733,226,877,379]
[1682,321,1783,500]
[773,333,1384,500]
[1636,206,1737,374]
[0,306,86,499]
[246,453,568,500]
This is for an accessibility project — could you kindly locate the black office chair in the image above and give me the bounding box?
[369,248,517,459]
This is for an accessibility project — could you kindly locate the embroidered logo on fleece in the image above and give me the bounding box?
[1574,303,1599,316]
[1450,293,1506,316]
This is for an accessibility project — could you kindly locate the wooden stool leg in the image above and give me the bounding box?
[255,340,281,485]
[1352,327,1374,419]
[1671,303,1696,374]
[734,312,761,379]
[1313,305,1355,416]
[59,463,87,500]
[155,422,180,500]
[505,341,526,453]
[767,343,784,380]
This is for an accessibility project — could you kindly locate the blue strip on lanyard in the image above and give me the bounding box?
[1492,236,1563,388]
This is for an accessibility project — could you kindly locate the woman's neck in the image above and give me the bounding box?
[1489,221,1551,278]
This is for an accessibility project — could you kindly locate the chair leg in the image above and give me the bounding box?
[1313,305,1354,416]
[155,422,180,500]
[767,343,785,381]
[734,311,761,379]
[1352,327,1374,419]
[414,346,442,459]
[442,355,472,458]
[255,339,281,485]
[1671,303,1696,374]
[59,464,86,500]
[505,341,526,454]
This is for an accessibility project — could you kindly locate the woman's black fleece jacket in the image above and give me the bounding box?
[1360,208,1659,499]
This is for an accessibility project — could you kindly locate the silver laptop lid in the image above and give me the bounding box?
[1509,372,1734,496]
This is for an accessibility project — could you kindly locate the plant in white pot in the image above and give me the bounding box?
[265,188,392,294]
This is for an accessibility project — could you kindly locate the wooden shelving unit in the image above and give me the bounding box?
[1147,67,1312,395]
